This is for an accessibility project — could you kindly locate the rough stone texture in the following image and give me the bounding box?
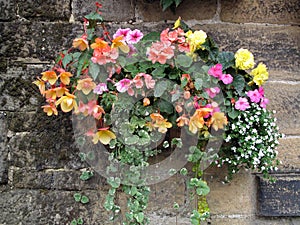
[257,173,300,216]
[269,70,300,82]
[0,111,8,184]
[0,0,16,21]
[72,0,135,22]
[17,0,71,21]
[277,137,300,171]
[135,0,217,22]
[195,24,300,72]
[206,217,300,225]
[220,0,300,25]
[0,22,80,61]
[264,82,300,135]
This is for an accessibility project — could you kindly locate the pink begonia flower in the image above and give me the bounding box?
[220,73,233,84]
[247,89,262,103]
[208,64,223,78]
[91,46,118,65]
[235,97,250,111]
[115,78,131,93]
[205,87,220,98]
[93,83,108,95]
[147,41,174,64]
[133,74,144,89]
[143,74,156,89]
[126,29,143,44]
[260,97,269,108]
[127,87,135,96]
[113,28,131,40]
[204,103,220,118]
[258,86,265,96]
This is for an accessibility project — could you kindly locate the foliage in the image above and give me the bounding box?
[33,2,282,224]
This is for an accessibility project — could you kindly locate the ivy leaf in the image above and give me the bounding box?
[217,52,235,70]
[80,171,94,181]
[71,219,78,225]
[80,195,89,204]
[62,54,72,69]
[84,12,103,21]
[194,78,203,90]
[135,212,145,223]
[89,61,100,80]
[107,177,121,189]
[73,193,81,202]
[77,218,83,225]
[175,54,193,68]
[124,135,139,145]
[196,181,210,196]
[154,80,168,97]
[231,74,245,95]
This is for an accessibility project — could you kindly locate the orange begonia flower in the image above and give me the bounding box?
[73,37,89,51]
[111,35,130,53]
[44,88,57,100]
[42,103,58,116]
[176,115,189,127]
[150,113,172,133]
[143,98,150,106]
[76,77,96,95]
[41,71,58,85]
[189,108,212,134]
[92,129,116,145]
[54,86,69,98]
[32,78,45,95]
[55,92,77,112]
[210,112,228,131]
[59,72,73,85]
[90,38,109,49]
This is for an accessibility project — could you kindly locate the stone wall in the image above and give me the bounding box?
[0,0,299,224]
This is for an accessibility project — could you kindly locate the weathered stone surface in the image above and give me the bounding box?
[12,168,107,190]
[257,173,300,216]
[194,24,300,72]
[220,0,300,25]
[204,167,256,215]
[0,189,109,225]
[72,0,134,22]
[0,111,8,184]
[269,70,300,82]
[207,217,300,225]
[17,0,71,21]
[264,82,300,135]
[135,0,217,22]
[0,0,16,21]
[277,137,300,171]
[0,22,80,61]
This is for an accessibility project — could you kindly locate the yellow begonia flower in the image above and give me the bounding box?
[250,63,269,86]
[54,87,69,98]
[186,30,207,53]
[73,37,89,51]
[59,72,73,85]
[76,77,96,95]
[33,78,45,95]
[55,92,77,113]
[42,104,58,116]
[210,112,228,131]
[150,113,172,133]
[44,89,57,100]
[92,129,116,145]
[173,17,181,29]
[90,38,109,49]
[41,71,58,85]
[189,108,212,134]
[235,48,255,70]
[111,35,130,53]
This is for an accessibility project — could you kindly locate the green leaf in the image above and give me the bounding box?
[160,0,174,11]
[62,54,72,68]
[157,99,173,114]
[135,212,144,223]
[154,80,168,97]
[77,51,91,77]
[77,218,84,225]
[124,135,139,145]
[196,181,210,196]
[80,195,89,204]
[194,78,203,90]
[71,219,78,225]
[152,67,166,78]
[217,52,235,70]
[231,74,245,95]
[228,108,240,119]
[89,61,100,80]
[174,0,182,7]
[180,168,188,176]
[80,171,94,181]
[73,193,82,202]
[173,202,180,209]
[175,54,193,68]
[84,12,103,21]
[142,32,160,42]
[107,177,121,189]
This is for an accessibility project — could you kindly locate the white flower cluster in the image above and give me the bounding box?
[219,103,282,178]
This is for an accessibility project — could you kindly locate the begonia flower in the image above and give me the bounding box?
[93,83,108,95]
[55,92,77,112]
[235,48,255,70]
[77,77,96,95]
[208,64,223,79]
[235,97,250,111]
[73,37,89,51]
[59,72,73,85]
[115,79,131,93]
[41,71,58,85]
[247,89,262,103]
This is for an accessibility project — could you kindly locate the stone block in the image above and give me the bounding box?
[257,173,300,216]
[264,82,300,135]
[135,0,217,22]
[0,111,8,184]
[0,22,80,61]
[204,166,256,215]
[208,217,300,225]
[0,0,16,21]
[220,0,300,25]
[17,0,71,21]
[193,24,300,72]
[12,168,108,190]
[72,0,134,22]
[0,189,110,225]
[277,137,300,171]
[269,70,300,82]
